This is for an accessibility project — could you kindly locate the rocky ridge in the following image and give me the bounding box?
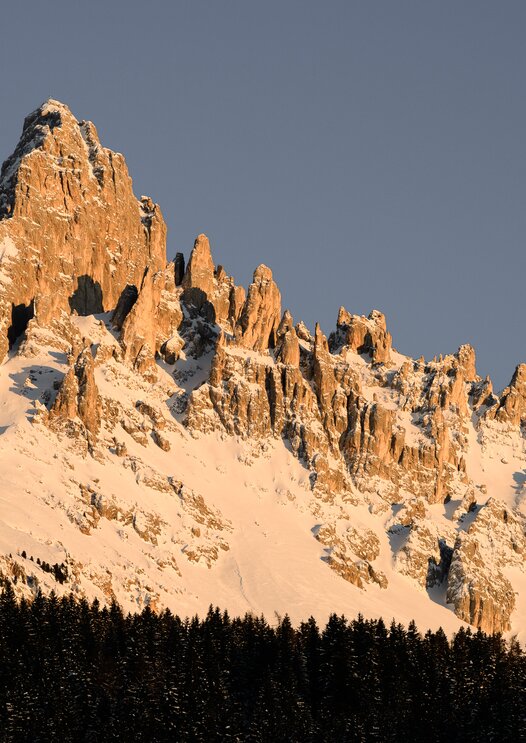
[1,101,526,636]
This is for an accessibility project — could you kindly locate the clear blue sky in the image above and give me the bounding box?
[1,1,525,389]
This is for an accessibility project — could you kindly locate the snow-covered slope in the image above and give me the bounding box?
[1,99,526,639]
[0,319,460,633]
[0,307,525,640]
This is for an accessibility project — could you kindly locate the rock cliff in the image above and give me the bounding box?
[1,101,526,637]
[0,99,165,361]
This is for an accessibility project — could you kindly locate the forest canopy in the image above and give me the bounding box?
[0,587,524,742]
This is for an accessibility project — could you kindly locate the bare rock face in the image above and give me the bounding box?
[49,346,100,438]
[456,343,478,383]
[50,365,79,423]
[188,338,346,499]
[115,262,183,375]
[471,376,495,411]
[487,364,526,427]
[156,266,184,348]
[152,430,170,451]
[182,234,215,300]
[4,99,526,636]
[341,395,460,505]
[120,268,163,377]
[174,252,185,286]
[193,344,280,439]
[315,523,387,589]
[181,234,242,330]
[235,264,281,350]
[394,522,453,589]
[392,498,427,527]
[160,333,184,365]
[75,348,101,436]
[452,485,477,520]
[312,323,350,453]
[275,310,300,366]
[0,100,166,361]
[189,309,468,506]
[111,285,139,331]
[330,307,392,364]
[296,321,313,343]
[229,284,246,327]
[446,498,526,633]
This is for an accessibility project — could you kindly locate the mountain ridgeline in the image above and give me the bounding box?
[0,100,526,637]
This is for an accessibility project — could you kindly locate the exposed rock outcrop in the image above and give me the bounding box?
[235,264,281,350]
[394,521,453,589]
[0,99,165,361]
[111,285,139,331]
[2,99,526,635]
[446,498,526,633]
[315,522,387,589]
[120,268,163,376]
[182,234,215,303]
[275,310,300,366]
[49,346,100,438]
[117,262,183,376]
[330,307,392,364]
[181,234,243,330]
[189,315,466,505]
[488,364,526,427]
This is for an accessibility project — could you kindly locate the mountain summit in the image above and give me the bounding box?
[1,101,525,638]
[0,98,165,360]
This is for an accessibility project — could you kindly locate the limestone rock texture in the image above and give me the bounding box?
[2,100,526,637]
[487,364,526,427]
[275,310,300,367]
[330,307,392,364]
[0,99,165,361]
[115,259,183,378]
[315,522,387,590]
[181,233,244,331]
[235,264,281,350]
[48,346,101,439]
[446,499,526,633]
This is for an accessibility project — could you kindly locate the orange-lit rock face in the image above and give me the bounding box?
[1,100,526,637]
[0,99,166,360]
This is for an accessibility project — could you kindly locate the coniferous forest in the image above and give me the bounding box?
[0,587,525,742]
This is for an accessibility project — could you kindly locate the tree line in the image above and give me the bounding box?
[0,585,524,741]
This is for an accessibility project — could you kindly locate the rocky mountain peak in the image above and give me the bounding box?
[1,101,526,639]
[253,263,273,284]
[182,234,215,294]
[275,310,300,366]
[337,305,352,327]
[456,343,477,382]
[0,99,76,217]
[235,263,281,350]
[489,362,526,426]
[330,306,392,363]
[314,322,329,353]
[0,99,166,362]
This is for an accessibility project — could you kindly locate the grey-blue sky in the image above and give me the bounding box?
[1,1,524,389]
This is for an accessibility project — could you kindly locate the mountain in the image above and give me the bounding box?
[1,100,525,638]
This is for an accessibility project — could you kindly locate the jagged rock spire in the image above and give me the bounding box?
[331,306,392,364]
[182,234,215,297]
[49,345,101,438]
[490,363,526,425]
[275,310,300,366]
[235,264,281,351]
[0,98,166,361]
[2,101,526,638]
